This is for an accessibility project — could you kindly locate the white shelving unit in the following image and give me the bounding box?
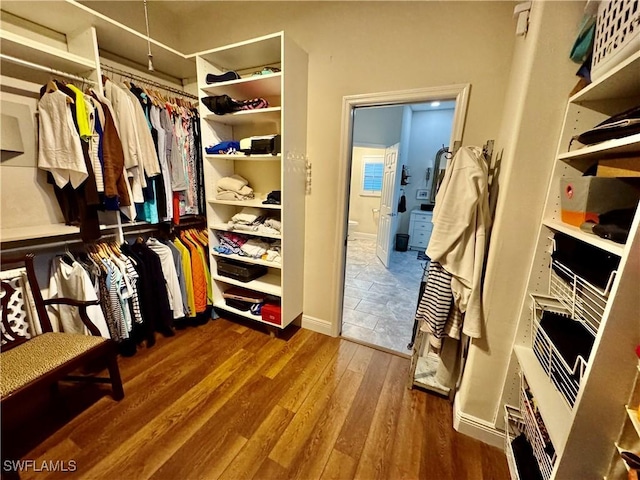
[193,32,308,329]
[500,46,640,479]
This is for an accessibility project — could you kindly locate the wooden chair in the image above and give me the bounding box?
[0,253,124,411]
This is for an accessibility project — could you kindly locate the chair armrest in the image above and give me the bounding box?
[43,298,103,336]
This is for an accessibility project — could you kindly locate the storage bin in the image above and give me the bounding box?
[261,303,282,326]
[559,176,640,227]
[520,375,556,480]
[530,294,595,408]
[217,258,267,283]
[591,0,640,81]
[395,233,409,252]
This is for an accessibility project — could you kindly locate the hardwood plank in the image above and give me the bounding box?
[282,368,365,479]
[13,321,245,464]
[452,429,484,480]
[480,441,510,480]
[346,344,374,375]
[263,327,314,379]
[21,438,81,480]
[388,386,428,480]
[219,405,294,480]
[252,457,289,480]
[319,449,358,480]
[81,346,257,479]
[11,320,510,480]
[419,393,456,479]
[276,333,343,412]
[116,330,323,479]
[334,349,392,459]
[268,341,360,468]
[354,355,408,479]
[150,429,248,480]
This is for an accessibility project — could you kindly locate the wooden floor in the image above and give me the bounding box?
[4,318,509,480]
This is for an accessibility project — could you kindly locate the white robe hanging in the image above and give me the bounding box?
[426,146,491,339]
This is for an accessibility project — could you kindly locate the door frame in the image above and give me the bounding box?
[332,84,471,337]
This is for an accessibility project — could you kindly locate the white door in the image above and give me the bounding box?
[376,143,401,267]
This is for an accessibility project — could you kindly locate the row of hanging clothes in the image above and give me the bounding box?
[46,227,213,356]
[36,74,204,242]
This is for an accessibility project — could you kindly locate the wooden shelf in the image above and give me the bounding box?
[514,345,572,451]
[570,51,640,106]
[626,407,640,438]
[200,73,281,98]
[210,224,281,240]
[542,219,626,256]
[615,444,631,472]
[0,224,80,243]
[558,134,640,163]
[1,1,195,80]
[0,29,96,74]
[206,154,281,162]
[212,272,281,296]
[189,32,282,72]
[213,300,282,328]
[207,197,282,210]
[203,107,281,126]
[212,251,281,269]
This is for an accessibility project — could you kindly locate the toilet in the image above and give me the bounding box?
[348,220,359,238]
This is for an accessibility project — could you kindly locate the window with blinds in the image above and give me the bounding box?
[361,156,383,196]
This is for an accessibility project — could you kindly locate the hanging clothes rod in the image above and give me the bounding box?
[0,53,97,84]
[100,63,198,100]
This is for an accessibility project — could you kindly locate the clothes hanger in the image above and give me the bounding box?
[45,78,58,93]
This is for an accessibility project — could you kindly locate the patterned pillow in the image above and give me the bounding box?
[0,268,37,347]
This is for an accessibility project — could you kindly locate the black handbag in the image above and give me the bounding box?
[573,105,640,146]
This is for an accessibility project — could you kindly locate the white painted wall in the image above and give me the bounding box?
[399,108,454,234]
[455,0,585,430]
[167,1,516,331]
[352,106,403,148]
[348,147,385,235]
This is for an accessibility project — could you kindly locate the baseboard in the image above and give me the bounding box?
[453,397,504,449]
[349,232,376,240]
[301,314,333,336]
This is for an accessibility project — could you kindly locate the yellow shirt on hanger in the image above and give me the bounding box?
[173,238,196,317]
[67,84,92,141]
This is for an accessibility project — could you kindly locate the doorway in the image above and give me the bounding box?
[335,85,470,354]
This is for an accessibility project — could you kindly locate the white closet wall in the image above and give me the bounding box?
[453,1,586,444]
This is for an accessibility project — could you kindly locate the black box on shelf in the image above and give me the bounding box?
[217,258,267,283]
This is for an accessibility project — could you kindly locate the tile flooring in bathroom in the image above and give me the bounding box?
[341,236,428,354]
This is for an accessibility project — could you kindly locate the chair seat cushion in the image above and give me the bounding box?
[0,332,107,397]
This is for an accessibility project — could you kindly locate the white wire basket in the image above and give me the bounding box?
[530,294,595,408]
[520,375,557,480]
[548,258,615,335]
[504,404,525,480]
[591,0,640,81]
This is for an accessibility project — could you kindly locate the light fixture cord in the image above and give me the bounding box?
[143,0,154,71]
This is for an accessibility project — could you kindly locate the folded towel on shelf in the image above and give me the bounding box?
[241,239,271,258]
[218,174,249,193]
[264,241,282,263]
[228,223,259,232]
[264,218,281,232]
[216,189,254,201]
[231,207,263,225]
[256,224,280,235]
